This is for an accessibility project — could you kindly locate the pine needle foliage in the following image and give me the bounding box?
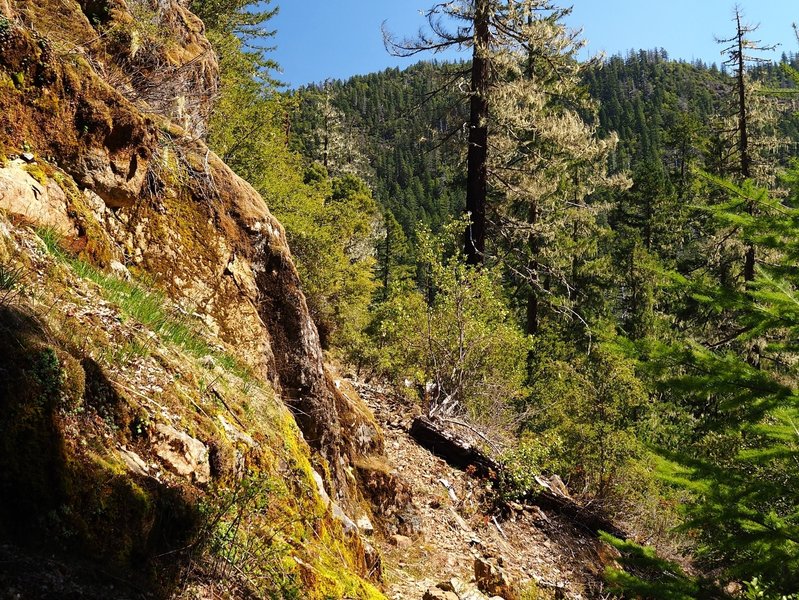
[652,171,799,593]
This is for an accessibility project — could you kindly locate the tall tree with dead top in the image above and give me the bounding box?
[716,6,776,282]
[384,0,491,265]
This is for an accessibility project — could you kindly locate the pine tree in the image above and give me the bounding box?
[485,1,625,335]
[384,0,492,265]
[654,172,799,593]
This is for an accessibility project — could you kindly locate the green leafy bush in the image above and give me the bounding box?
[600,532,711,600]
[365,219,531,423]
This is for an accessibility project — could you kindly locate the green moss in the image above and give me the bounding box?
[51,171,116,265]
[59,352,86,412]
[306,526,385,600]
[0,73,16,92]
[23,162,48,185]
[11,72,24,89]
[32,347,62,406]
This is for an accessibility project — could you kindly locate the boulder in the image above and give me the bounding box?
[153,423,211,484]
[0,163,77,237]
[423,588,459,600]
[72,147,148,209]
[475,556,515,600]
[389,534,413,549]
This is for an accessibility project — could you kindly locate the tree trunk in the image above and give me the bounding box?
[409,416,628,539]
[526,199,540,336]
[735,10,756,282]
[525,20,539,336]
[464,0,490,266]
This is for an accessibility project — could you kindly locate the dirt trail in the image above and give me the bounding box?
[351,381,616,600]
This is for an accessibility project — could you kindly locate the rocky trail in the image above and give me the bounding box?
[346,379,619,600]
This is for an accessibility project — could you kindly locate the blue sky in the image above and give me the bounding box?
[271,1,798,88]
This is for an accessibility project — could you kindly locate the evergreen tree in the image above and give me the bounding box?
[384,0,493,265]
[653,171,799,593]
[486,0,625,335]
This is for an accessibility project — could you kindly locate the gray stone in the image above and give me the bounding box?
[109,260,131,280]
[332,502,358,535]
[118,448,149,477]
[356,512,375,535]
[217,415,256,448]
[311,469,358,535]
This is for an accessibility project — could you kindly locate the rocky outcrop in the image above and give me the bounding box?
[0,160,77,236]
[0,0,395,597]
[1,0,380,510]
[153,423,211,484]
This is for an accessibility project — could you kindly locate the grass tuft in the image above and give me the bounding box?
[0,262,24,304]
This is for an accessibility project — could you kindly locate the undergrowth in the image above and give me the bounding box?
[0,261,24,304]
[194,473,305,599]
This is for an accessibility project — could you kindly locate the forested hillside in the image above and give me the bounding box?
[293,49,799,240]
[284,15,799,598]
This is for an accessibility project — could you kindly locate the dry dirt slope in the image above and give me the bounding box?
[341,378,621,600]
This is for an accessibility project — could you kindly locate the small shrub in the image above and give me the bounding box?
[195,473,304,599]
[499,431,564,500]
[365,218,531,424]
[600,532,724,600]
[743,577,798,600]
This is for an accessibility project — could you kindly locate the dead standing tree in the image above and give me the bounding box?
[716,6,776,282]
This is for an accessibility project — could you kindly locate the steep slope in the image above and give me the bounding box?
[0,1,407,597]
[351,379,620,600]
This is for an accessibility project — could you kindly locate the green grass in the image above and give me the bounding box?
[36,227,256,381]
[0,262,23,304]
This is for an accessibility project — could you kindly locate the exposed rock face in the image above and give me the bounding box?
[1,0,378,506]
[153,423,211,484]
[0,0,394,596]
[0,161,77,236]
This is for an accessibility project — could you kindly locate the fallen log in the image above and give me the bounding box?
[524,489,628,540]
[409,416,501,479]
[408,415,628,540]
